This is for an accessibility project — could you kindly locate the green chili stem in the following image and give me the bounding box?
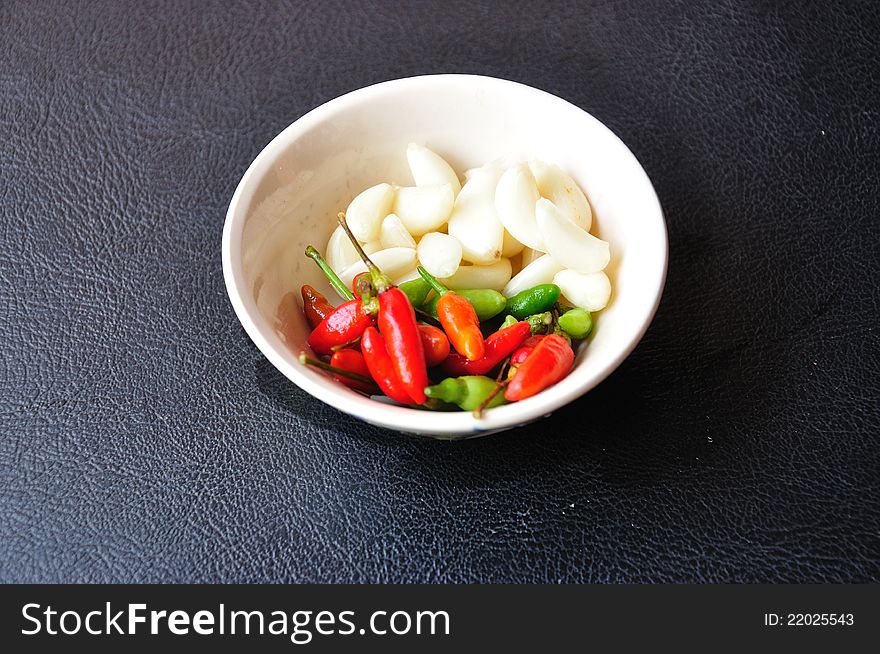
[299,354,374,385]
[337,212,391,293]
[305,245,354,301]
[417,266,449,296]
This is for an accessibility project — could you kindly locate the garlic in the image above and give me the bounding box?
[325,225,361,273]
[362,241,382,255]
[447,165,504,264]
[345,183,395,243]
[338,247,417,288]
[502,254,564,298]
[495,164,543,250]
[535,198,609,273]
[440,258,512,292]
[520,247,544,267]
[392,267,422,285]
[529,159,592,230]
[407,143,461,195]
[417,232,463,278]
[554,269,611,311]
[379,213,417,249]
[393,184,455,237]
[501,229,525,258]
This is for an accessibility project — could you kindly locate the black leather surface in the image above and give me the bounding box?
[1,0,878,583]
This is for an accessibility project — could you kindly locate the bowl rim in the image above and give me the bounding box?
[222,73,668,436]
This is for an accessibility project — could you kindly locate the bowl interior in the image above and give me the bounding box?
[224,75,666,436]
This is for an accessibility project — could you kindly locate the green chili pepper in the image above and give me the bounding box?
[424,375,506,411]
[526,311,554,334]
[504,284,561,319]
[421,288,507,322]
[558,308,592,340]
[419,398,460,411]
[500,314,518,329]
[398,277,432,307]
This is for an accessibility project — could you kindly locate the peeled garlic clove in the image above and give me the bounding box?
[463,158,504,181]
[393,184,454,237]
[554,269,611,311]
[392,267,421,285]
[495,164,543,250]
[363,241,382,255]
[501,229,525,257]
[502,253,564,297]
[325,225,361,273]
[528,159,592,231]
[379,213,417,249]
[441,258,512,292]
[346,183,395,243]
[407,143,461,196]
[417,232,463,278]
[447,166,504,264]
[520,246,544,267]
[536,198,609,273]
[338,247,417,288]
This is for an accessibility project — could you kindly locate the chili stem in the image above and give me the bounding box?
[337,213,391,292]
[299,353,374,384]
[417,266,449,296]
[355,274,379,316]
[330,338,362,352]
[495,355,511,383]
[305,245,354,301]
[414,307,443,328]
[473,379,509,419]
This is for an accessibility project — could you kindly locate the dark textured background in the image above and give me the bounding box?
[1,0,878,583]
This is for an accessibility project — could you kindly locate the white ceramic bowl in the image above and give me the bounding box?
[222,74,667,438]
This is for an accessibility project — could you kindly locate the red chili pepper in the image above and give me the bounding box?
[330,349,376,393]
[505,334,574,401]
[418,323,450,367]
[301,284,334,329]
[441,321,531,376]
[506,334,544,379]
[417,267,485,361]
[351,271,371,294]
[376,288,428,403]
[510,335,544,366]
[360,326,415,405]
[337,214,428,404]
[307,299,372,355]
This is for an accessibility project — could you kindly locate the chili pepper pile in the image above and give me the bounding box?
[297,213,594,416]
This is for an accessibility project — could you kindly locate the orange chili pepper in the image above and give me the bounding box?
[417,267,485,361]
